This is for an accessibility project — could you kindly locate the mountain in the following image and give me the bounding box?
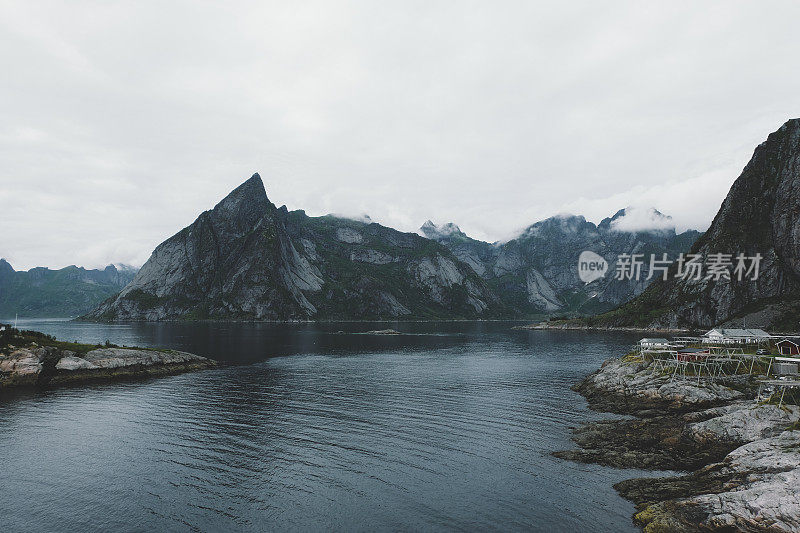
[420,220,469,241]
[591,118,800,330]
[86,174,504,320]
[420,209,702,316]
[0,260,137,317]
[83,175,703,322]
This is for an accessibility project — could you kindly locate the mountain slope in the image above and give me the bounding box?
[0,260,137,317]
[87,174,505,320]
[591,118,800,330]
[421,210,702,316]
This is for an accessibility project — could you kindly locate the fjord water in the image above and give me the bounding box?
[2,320,650,532]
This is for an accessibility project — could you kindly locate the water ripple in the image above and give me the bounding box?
[0,322,651,532]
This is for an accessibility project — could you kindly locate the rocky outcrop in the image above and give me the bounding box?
[86,174,504,321]
[419,210,702,316]
[560,354,800,531]
[625,431,800,532]
[596,118,800,330]
[349,249,394,265]
[687,403,799,445]
[0,348,44,385]
[0,345,214,388]
[574,357,745,414]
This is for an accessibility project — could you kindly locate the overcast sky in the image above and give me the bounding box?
[2,1,800,270]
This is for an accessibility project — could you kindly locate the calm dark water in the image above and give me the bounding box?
[1,319,651,532]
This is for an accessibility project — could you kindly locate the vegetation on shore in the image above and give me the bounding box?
[0,324,116,355]
[0,324,213,389]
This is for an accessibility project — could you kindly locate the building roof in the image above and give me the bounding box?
[704,328,770,338]
[777,339,799,346]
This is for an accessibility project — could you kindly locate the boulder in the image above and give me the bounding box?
[0,348,42,377]
[55,356,99,371]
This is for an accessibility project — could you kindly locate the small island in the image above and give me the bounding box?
[0,325,216,389]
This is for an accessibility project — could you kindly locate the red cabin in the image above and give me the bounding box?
[678,347,709,362]
[776,339,800,355]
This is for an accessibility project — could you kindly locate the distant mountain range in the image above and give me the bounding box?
[11,120,800,326]
[420,209,702,316]
[589,118,800,331]
[83,174,702,321]
[0,260,137,318]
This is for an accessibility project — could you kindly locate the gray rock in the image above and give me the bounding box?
[335,227,363,244]
[82,348,209,368]
[640,431,800,532]
[1,345,214,388]
[55,356,98,371]
[420,210,701,315]
[576,357,744,413]
[688,404,800,445]
[525,268,563,311]
[0,348,42,378]
[600,118,800,329]
[86,174,504,321]
[350,249,394,265]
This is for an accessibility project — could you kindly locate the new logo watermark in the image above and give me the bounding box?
[577,251,763,283]
[578,251,608,284]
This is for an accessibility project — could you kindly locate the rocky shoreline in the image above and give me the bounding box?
[513,322,696,334]
[0,332,215,389]
[558,357,800,532]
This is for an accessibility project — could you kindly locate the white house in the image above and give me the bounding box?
[639,338,670,349]
[702,328,770,345]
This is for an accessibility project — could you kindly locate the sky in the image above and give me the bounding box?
[2,1,800,270]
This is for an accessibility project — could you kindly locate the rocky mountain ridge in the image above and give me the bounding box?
[420,208,702,316]
[85,172,705,321]
[591,118,800,330]
[0,260,137,317]
[87,175,504,320]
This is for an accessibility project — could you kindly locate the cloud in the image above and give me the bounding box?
[1,1,800,269]
[610,207,674,233]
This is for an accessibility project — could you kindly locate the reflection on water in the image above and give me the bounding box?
[1,320,650,532]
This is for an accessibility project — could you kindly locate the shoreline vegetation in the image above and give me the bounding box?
[517,319,800,337]
[71,317,539,324]
[557,347,800,531]
[512,321,698,334]
[0,325,215,390]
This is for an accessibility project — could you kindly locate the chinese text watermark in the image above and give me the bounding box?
[578,252,763,283]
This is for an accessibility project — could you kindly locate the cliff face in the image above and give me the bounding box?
[596,118,800,330]
[87,174,503,320]
[421,212,702,316]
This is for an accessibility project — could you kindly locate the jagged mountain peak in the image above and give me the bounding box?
[598,206,675,234]
[213,172,271,214]
[420,221,466,240]
[328,213,373,224]
[86,175,504,321]
[201,173,277,242]
[521,214,594,238]
[113,263,139,273]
